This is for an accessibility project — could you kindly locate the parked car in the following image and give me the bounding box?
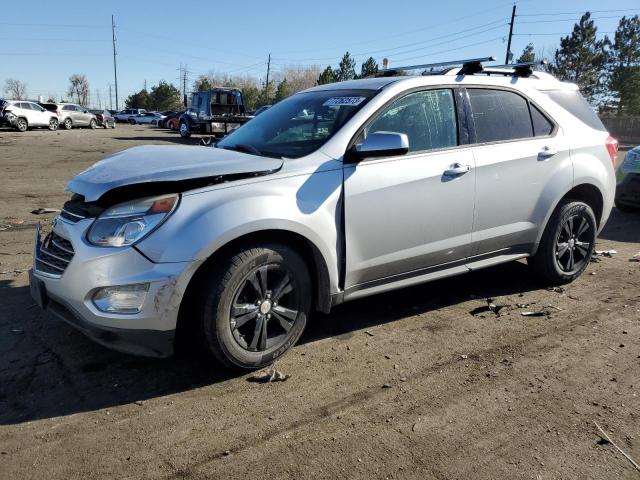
[30,58,617,368]
[158,111,180,128]
[89,109,116,128]
[167,112,185,131]
[1,99,58,132]
[56,103,97,130]
[114,109,146,123]
[128,112,163,125]
[253,105,272,116]
[615,145,640,212]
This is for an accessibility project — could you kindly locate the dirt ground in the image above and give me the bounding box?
[0,125,639,480]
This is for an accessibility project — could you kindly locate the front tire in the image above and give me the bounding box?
[196,244,312,369]
[528,200,597,284]
[15,118,28,132]
[89,119,97,129]
[63,118,72,130]
[48,118,58,131]
[179,121,191,138]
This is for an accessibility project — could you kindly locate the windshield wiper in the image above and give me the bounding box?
[222,144,263,156]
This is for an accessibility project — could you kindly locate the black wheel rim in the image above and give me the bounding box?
[229,264,300,353]
[555,214,592,273]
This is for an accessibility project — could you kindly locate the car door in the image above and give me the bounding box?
[29,103,49,126]
[343,88,476,289]
[19,103,39,125]
[78,106,91,125]
[465,87,571,256]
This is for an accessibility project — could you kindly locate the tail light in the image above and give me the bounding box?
[605,135,619,166]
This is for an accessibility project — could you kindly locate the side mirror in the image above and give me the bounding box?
[349,131,409,161]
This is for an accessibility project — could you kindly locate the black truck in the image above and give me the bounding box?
[178,88,253,138]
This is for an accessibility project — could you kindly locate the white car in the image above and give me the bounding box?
[1,100,58,132]
[128,112,162,125]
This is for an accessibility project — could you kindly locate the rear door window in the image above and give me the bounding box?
[468,89,533,143]
[365,89,458,153]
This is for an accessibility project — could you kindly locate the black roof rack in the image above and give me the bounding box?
[376,56,496,77]
[480,60,548,77]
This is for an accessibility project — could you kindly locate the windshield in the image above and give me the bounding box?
[217,89,377,158]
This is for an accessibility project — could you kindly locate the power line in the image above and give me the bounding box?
[517,15,637,24]
[517,8,640,16]
[272,18,509,63]
[275,0,522,56]
[389,36,505,65]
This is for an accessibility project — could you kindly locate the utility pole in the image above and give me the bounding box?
[108,84,113,110]
[505,4,516,64]
[111,15,119,110]
[264,53,271,101]
[144,79,147,91]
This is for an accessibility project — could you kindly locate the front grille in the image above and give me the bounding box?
[35,232,74,275]
[60,195,104,224]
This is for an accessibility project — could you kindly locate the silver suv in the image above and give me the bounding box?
[30,59,617,368]
[57,103,98,130]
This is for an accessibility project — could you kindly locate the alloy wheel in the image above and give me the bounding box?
[555,214,593,273]
[229,264,300,352]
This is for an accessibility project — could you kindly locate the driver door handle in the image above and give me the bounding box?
[443,163,471,176]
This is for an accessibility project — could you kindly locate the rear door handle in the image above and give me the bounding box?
[443,163,471,176]
[538,146,558,160]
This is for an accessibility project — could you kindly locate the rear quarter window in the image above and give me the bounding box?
[544,90,606,131]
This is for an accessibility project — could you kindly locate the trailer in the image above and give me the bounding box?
[178,88,253,138]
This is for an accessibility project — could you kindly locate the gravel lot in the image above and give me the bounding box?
[0,125,639,479]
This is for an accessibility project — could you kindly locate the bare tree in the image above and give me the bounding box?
[67,74,90,105]
[3,78,27,99]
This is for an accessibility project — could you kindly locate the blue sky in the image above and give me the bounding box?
[1,0,637,108]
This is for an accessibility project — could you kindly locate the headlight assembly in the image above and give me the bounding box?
[87,194,178,247]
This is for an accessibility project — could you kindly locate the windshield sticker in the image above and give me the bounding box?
[322,96,366,107]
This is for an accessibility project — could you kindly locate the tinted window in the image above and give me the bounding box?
[544,90,606,131]
[531,105,553,136]
[19,102,32,109]
[468,89,533,143]
[62,105,73,111]
[366,89,458,153]
[30,103,44,112]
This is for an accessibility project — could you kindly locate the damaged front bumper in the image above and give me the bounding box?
[30,218,197,357]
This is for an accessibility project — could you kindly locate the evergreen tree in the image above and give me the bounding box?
[517,43,536,63]
[608,15,640,115]
[359,57,379,78]
[149,81,182,111]
[550,12,610,104]
[275,78,291,102]
[336,52,356,81]
[317,66,336,85]
[125,89,150,109]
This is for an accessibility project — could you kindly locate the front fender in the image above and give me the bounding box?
[136,169,343,294]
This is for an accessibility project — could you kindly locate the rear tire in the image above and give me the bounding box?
[196,243,311,369]
[89,119,97,129]
[129,118,136,125]
[528,200,596,284]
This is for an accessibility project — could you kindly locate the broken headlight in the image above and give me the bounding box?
[87,194,178,247]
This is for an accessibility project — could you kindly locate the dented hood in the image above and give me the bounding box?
[66,145,283,202]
